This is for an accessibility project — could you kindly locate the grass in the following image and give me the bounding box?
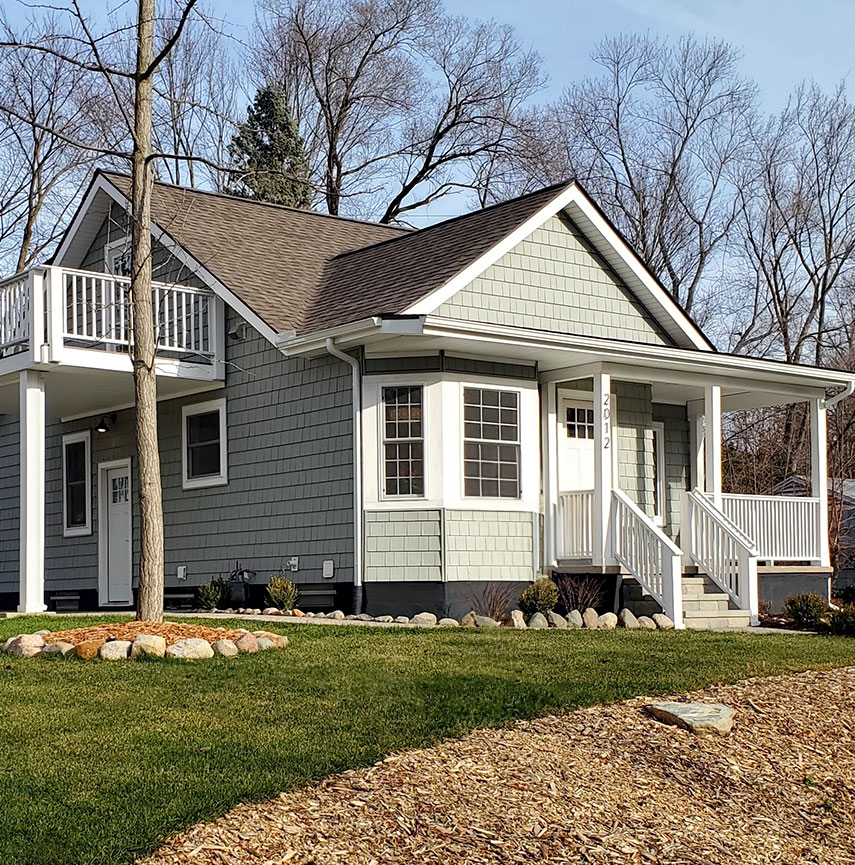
[1,616,854,865]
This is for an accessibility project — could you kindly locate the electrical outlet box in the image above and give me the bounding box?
[177,565,187,581]
[322,560,334,579]
[288,556,299,572]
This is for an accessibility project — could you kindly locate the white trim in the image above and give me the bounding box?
[401,183,712,352]
[62,430,92,537]
[651,421,665,527]
[181,397,228,489]
[104,236,131,276]
[18,370,46,613]
[58,382,224,423]
[97,457,133,607]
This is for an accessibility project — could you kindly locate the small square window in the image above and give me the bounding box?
[566,406,595,439]
[182,399,227,489]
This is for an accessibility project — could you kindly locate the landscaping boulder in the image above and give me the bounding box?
[474,615,499,629]
[252,631,289,649]
[41,641,75,658]
[582,608,600,629]
[234,633,259,653]
[510,610,527,629]
[528,612,548,629]
[131,634,166,659]
[356,613,374,622]
[637,615,657,630]
[598,612,618,630]
[567,610,583,629]
[262,608,281,616]
[291,609,305,617]
[329,610,345,620]
[75,639,105,660]
[547,611,568,630]
[375,615,394,623]
[211,639,238,657]
[99,640,132,661]
[395,616,410,624]
[438,618,459,627]
[411,612,438,626]
[166,638,214,660]
[256,637,276,650]
[460,612,477,628]
[5,634,45,657]
[647,702,736,736]
[619,608,641,629]
[652,613,675,630]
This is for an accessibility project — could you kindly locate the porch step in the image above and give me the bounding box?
[683,608,751,630]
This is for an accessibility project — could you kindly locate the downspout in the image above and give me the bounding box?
[325,338,363,614]
[824,381,855,410]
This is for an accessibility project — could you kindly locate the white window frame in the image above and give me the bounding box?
[62,430,92,537]
[379,384,426,500]
[182,398,228,490]
[652,421,666,526]
[104,237,132,277]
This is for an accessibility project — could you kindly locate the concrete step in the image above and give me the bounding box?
[684,614,752,630]
[682,597,731,613]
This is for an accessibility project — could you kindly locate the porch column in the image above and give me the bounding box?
[541,382,559,566]
[689,412,705,491]
[18,370,46,613]
[810,397,831,567]
[592,371,613,565]
[704,384,722,508]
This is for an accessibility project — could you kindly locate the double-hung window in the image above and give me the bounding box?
[382,386,424,497]
[463,387,520,498]
[62,431,91,536]
[182,398,228,489]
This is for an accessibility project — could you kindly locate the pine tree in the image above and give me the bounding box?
[228,84,313,208]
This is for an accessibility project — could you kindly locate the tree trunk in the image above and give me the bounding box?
[133,0,164,622]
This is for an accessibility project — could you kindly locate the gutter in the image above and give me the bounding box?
[824,381,855,410]
[324,338,364,614]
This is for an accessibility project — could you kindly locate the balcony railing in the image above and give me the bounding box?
[0,265,222,374]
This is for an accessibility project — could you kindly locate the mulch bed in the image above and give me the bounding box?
[44,621,248,647]
[139,666,855,865]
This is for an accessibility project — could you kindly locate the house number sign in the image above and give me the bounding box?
[602,392,611,448]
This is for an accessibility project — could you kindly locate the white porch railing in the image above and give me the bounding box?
[557,490,594,558]
[685,489,759,620]
[0,272,31,357]
[612,488,683,628]
[705,492,823,563]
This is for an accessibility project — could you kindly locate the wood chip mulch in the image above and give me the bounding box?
[43,621,247,647]
[139,666,855,865]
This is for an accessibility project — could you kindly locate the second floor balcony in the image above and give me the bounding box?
[0,265,224,382]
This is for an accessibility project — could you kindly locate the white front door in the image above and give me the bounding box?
[558,397,595,492]
[100,461,132,606]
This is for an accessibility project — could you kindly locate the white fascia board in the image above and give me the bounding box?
[276,317,402,356]
[400,183,712,352]
[51,174,110,266]
[91,174,280,347]
[420,316,855,391]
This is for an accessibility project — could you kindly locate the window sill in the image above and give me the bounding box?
[182,475,228,491]
[63,525,92,538]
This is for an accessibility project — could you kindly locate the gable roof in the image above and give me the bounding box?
[59,171,713,351]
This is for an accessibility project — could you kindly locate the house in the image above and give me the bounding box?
[0,170,850,627]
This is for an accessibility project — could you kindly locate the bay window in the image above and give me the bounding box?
[463,387,520,498]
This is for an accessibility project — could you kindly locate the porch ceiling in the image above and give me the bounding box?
[0,367,219,420]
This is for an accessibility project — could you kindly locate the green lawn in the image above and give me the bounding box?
[1,617,854,865]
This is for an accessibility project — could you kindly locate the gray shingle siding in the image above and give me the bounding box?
[616,382,655,515]
[653,402,690,542]
[0,415,19,593]
[364,510,442,582]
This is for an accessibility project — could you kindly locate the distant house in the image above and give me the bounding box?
[0,171,850,625]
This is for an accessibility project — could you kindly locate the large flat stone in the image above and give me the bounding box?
[647,702,736,736]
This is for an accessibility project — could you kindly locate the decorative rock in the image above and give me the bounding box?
[395,616,410,624]
[527,612,549,629]
[638,615,657,630]
[460,612,477,628]
[211,639,238,657]
[5,634,45,657]
[256,637,276,650]
[345,614,358,620]
[598,612,618,630]
[619,608,641,629]
[567,610,583,629]
[262,608,280,616]
[474,615,500,628]
[234,633,259,653]
[375,615,395,623]
[647,702,736,736]
[252,631,289,649]
[329,610,345,620]
[41,641,75,658]
[356,613,373,621]
[652,613,675,630]
[411,612,437,626]
[35,629,52,636]
[305,612,315,617]
[582,608,600,629]
[166,638,214,660]
[510,609,527,629]
[291,609,305,618]
[75,639,105,660]
[547,610,568,629]
[3,635,19,652]
[99,640,132,661]
[131,634,167,659]
[438,618,459,627]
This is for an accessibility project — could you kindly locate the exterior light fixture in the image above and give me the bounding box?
[96,412,117,434]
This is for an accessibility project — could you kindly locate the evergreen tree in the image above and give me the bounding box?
[228,84,313,208]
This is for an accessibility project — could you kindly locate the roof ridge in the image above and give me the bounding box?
[99,170,411,235]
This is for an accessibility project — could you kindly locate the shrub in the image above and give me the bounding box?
[555,574,606,614]
[835,584,855,606]
[829,605,855,636]
[197,577,229,611]
[465,583,515,621]
[519,577,559,616]
[783,593,828,628]
[266,572,299,611]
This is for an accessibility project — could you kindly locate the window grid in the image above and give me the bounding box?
[64,440,87,529]
[565,406,595,439]
[382,386,424,497]
[463,388,520,498]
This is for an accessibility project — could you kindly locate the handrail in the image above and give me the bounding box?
[685,489,759,621]
[612,488,683,628]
